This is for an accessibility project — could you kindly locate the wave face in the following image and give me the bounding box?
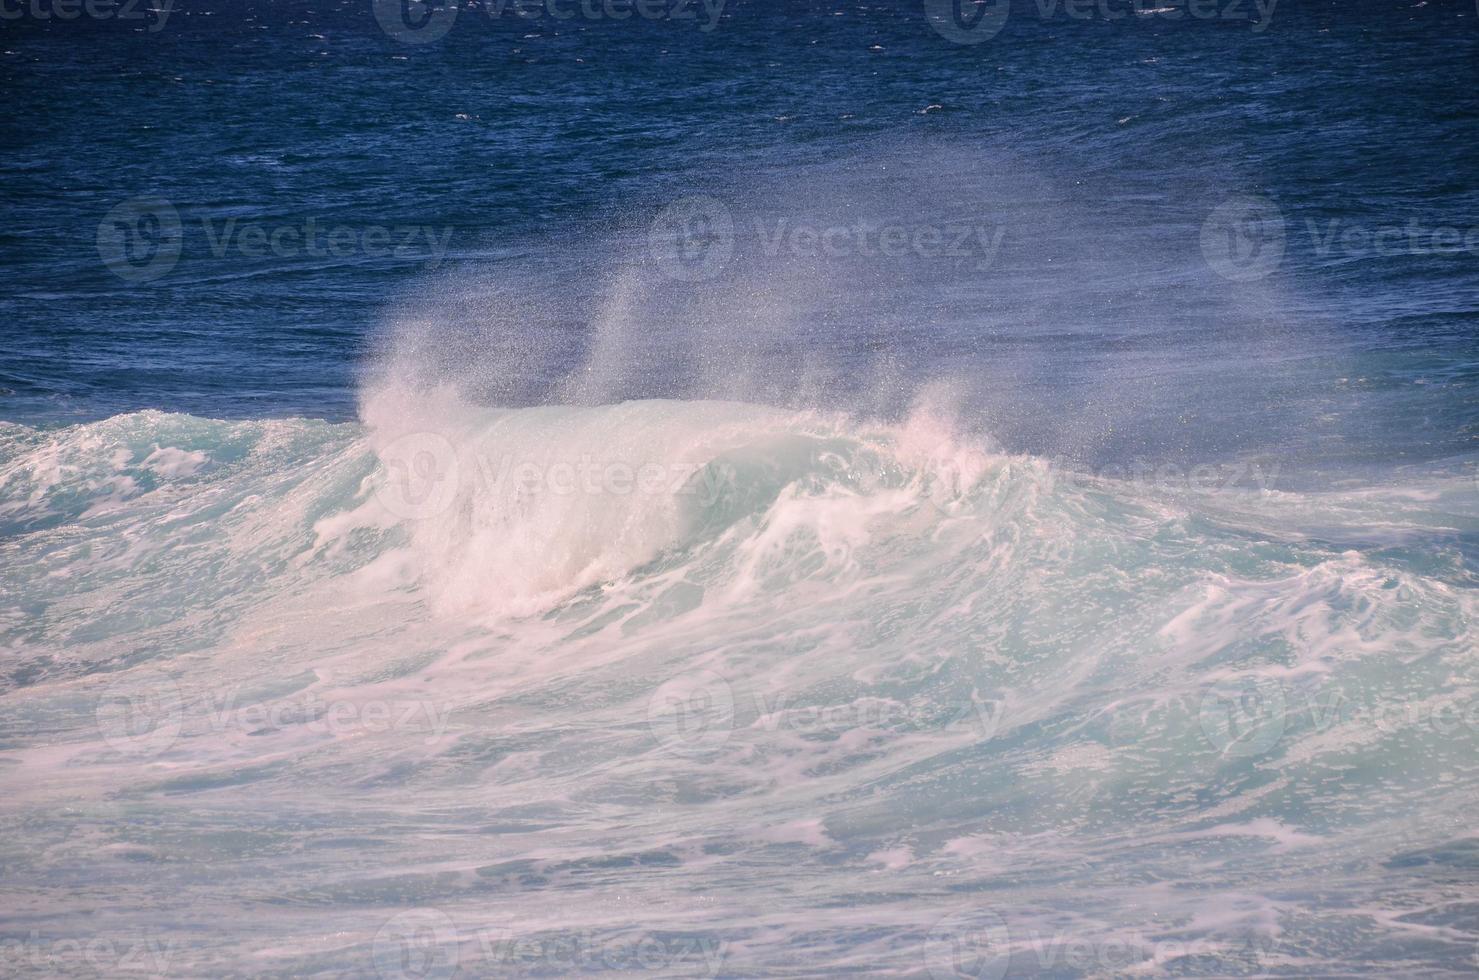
[2,400,1476,976]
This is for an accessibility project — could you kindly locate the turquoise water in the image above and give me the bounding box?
[2,393,1475,975]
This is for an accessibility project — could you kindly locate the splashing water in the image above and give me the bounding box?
[3,145,1477,976]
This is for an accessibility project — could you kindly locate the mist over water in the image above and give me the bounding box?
[365,140,1320,471]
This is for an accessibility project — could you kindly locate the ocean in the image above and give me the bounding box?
[2,1,1478,975]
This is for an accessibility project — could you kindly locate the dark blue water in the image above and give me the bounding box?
[4,0,1476,477]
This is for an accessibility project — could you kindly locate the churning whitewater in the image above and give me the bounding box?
[2,381,1475,974]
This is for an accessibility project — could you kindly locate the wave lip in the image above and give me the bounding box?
[360,390,1010,618]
